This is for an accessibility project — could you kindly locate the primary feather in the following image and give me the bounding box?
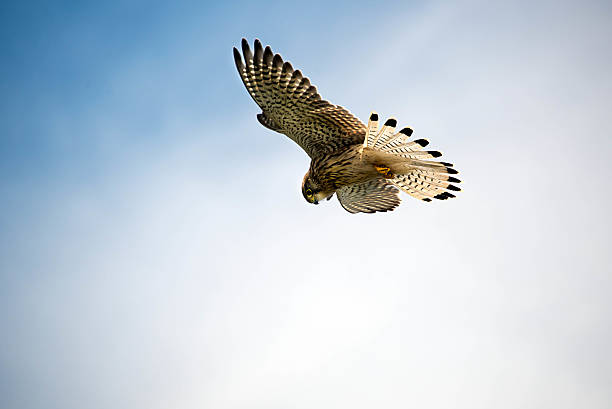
[233,39,365,158]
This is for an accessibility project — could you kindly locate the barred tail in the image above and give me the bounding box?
[364,111,461,202]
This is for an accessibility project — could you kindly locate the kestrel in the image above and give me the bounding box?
[233,39,460,213]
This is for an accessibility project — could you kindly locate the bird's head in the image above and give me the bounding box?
[301,172,331,205]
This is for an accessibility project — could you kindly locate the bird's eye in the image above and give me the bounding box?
[305,188,313,196]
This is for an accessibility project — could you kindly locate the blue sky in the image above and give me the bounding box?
[2,1,612,408]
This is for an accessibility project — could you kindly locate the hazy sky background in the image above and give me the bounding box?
[1,1,611,408]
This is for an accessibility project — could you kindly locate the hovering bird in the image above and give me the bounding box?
[233,39,460,213]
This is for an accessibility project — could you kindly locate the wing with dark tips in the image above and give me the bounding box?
[233,38,366,159]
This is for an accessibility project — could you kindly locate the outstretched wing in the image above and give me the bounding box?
[336,179,401,214]
[233,39,366,159]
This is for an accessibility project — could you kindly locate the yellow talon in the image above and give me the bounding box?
[375,166,392,177]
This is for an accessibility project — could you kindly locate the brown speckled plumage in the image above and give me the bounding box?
[233,39,461,213]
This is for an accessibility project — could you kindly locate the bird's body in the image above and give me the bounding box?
[308,145,371,196]
[307,146,414,195]
[233,39,461,213]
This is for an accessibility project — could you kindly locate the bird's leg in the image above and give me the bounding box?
[374,165,393,178]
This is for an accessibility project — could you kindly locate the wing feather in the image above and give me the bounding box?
[234,39,366,158]
[336,179,401,214]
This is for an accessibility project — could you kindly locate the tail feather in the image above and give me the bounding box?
[394,175,445,198]
[364,112,379,148]
[364,113,461,202]
[364,112,404,149]
[393,180,430,201]
[392,173,457,201]
[391,163,460,201]
[379,128,415,150]
[382,138,428,153]
[386,150,442,160]
[408,169,461,190]
[409,159,457,175]
[372,118,397,149]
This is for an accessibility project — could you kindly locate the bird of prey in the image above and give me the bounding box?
[233,38,460,213]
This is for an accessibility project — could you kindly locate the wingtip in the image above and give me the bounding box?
[369,112,379,121]
[254,39,263,54]
[241,38,252,59]
[272,53,283,68]
[263,45,273,65]
[282,61,294,73]
[233,47,244,68]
